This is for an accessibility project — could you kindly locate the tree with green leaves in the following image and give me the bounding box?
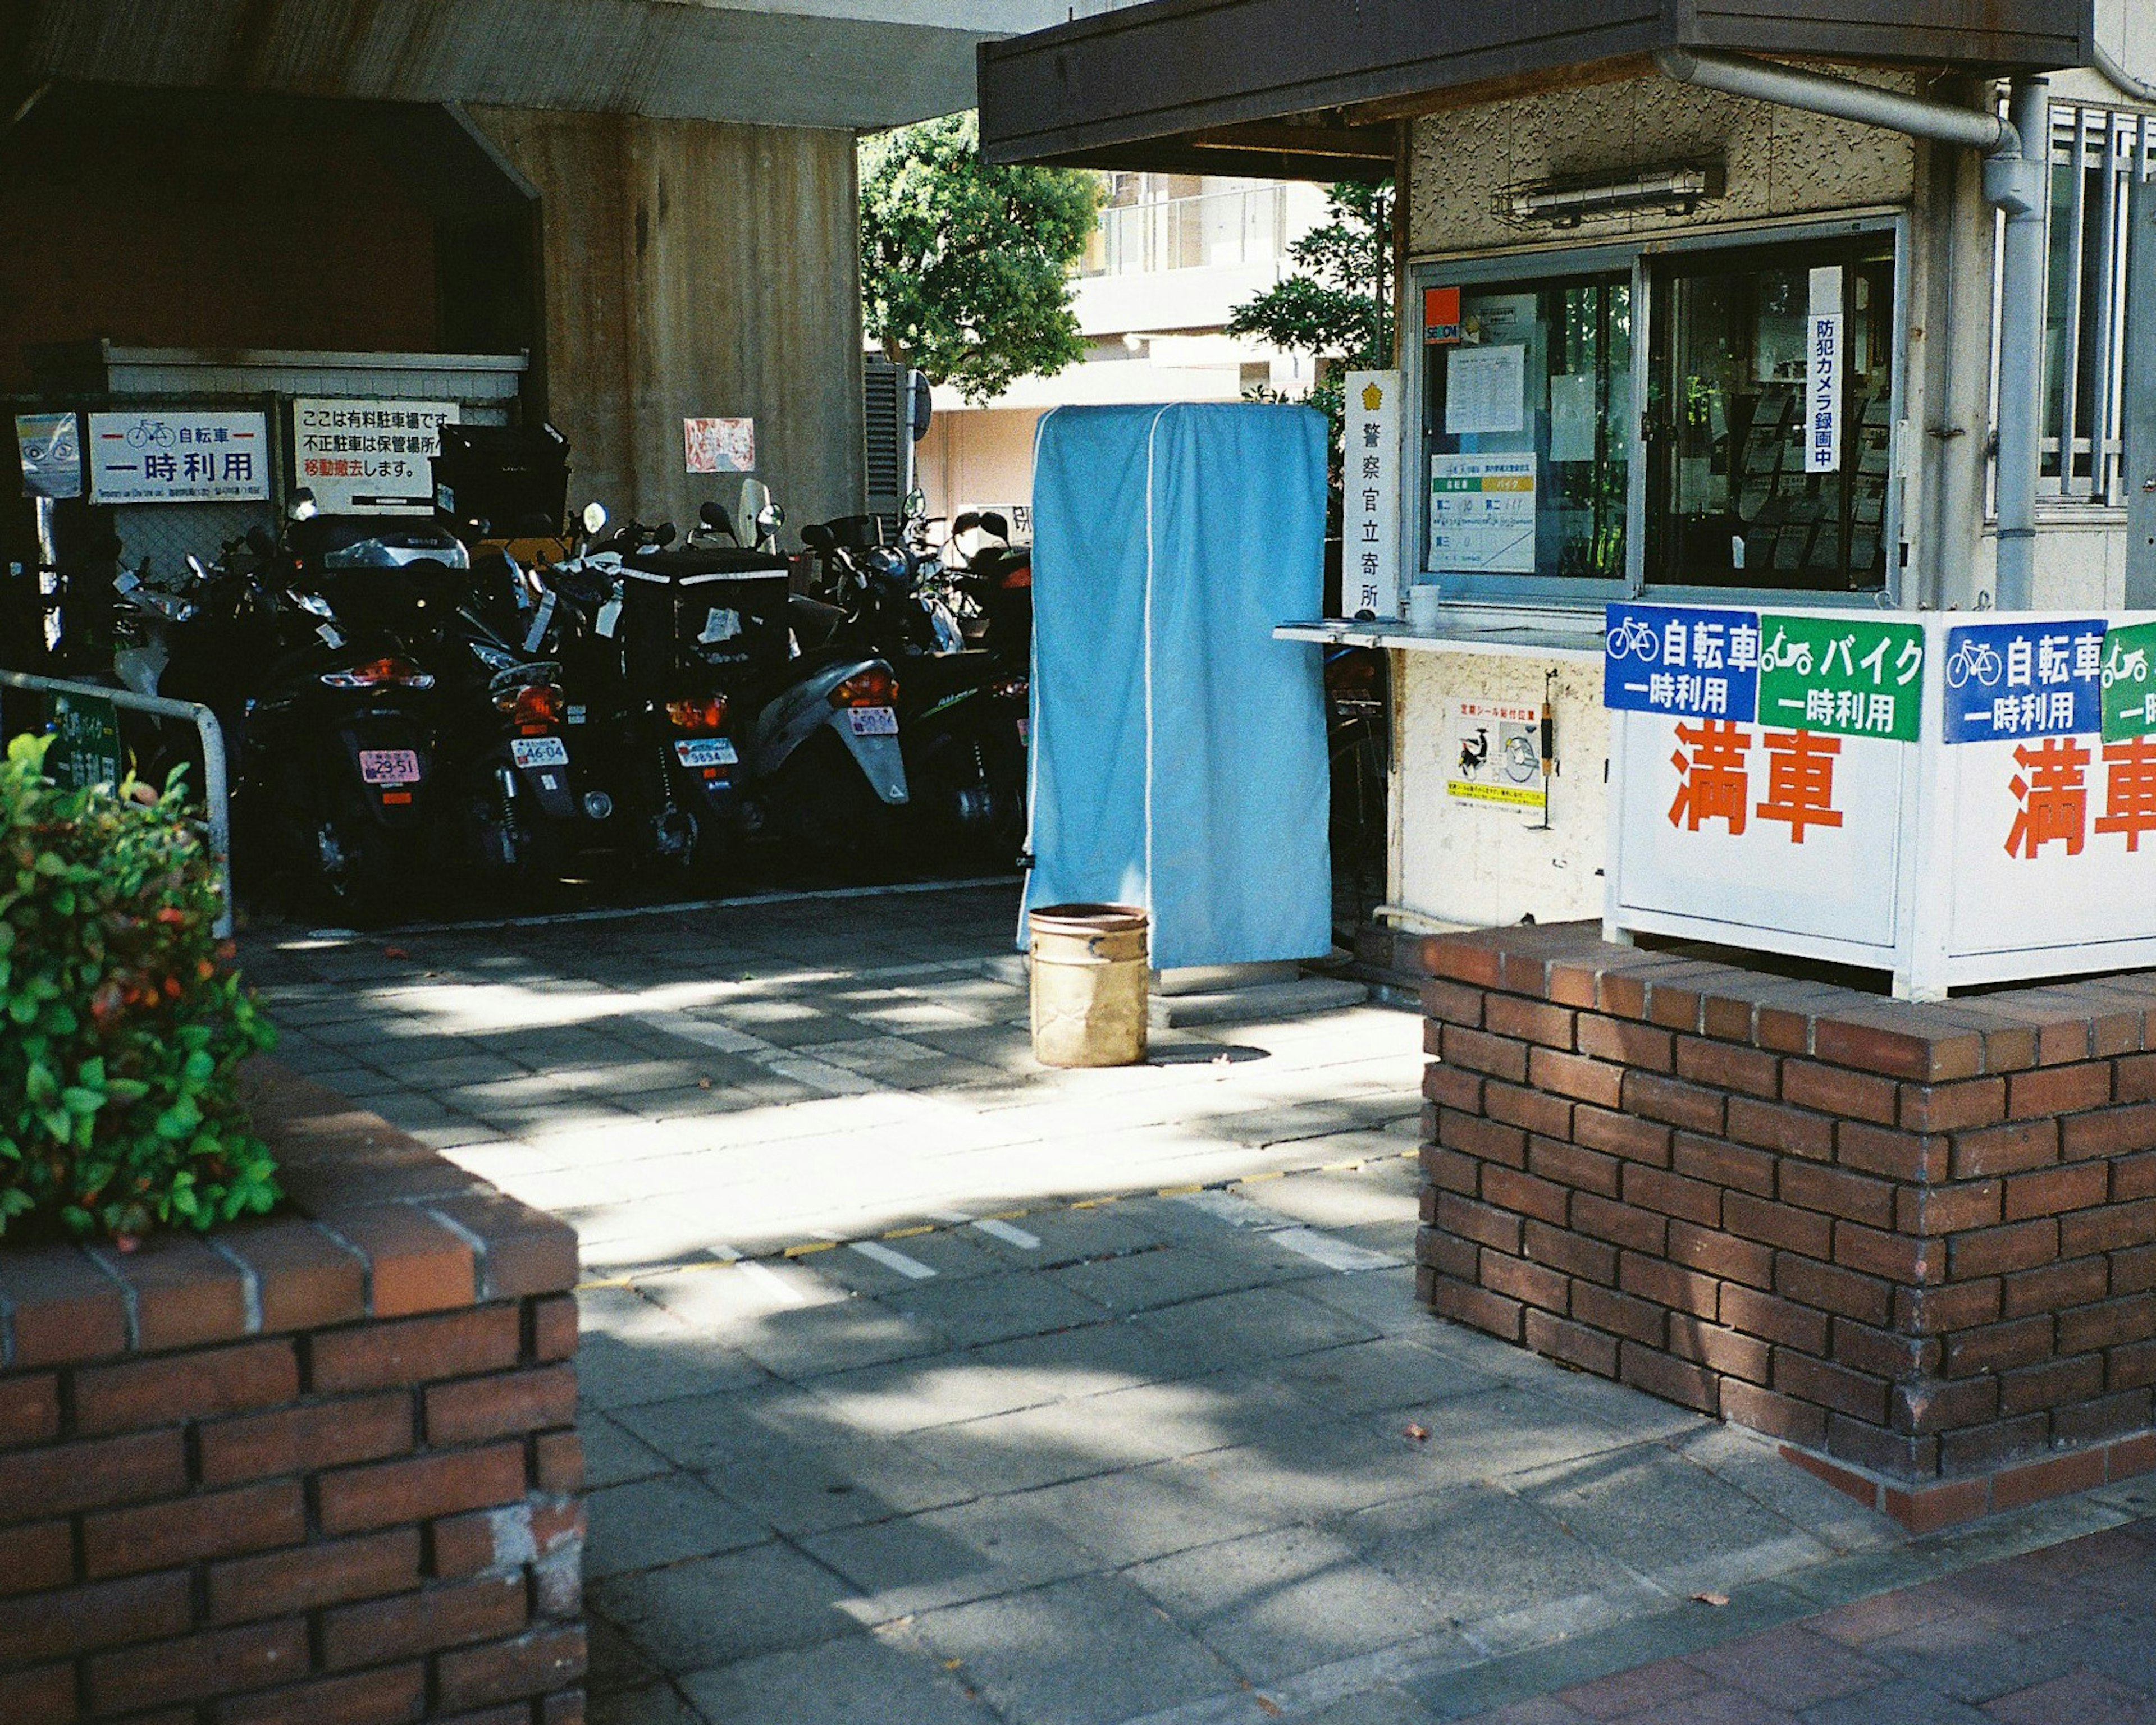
[1227,180,1396,484]
[860,113,1104,406]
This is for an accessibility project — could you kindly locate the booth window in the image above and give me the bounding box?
[1643,236,1894,592]
[1420,271,1632,585]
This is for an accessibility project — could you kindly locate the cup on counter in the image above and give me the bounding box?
[1406,584,1444,633]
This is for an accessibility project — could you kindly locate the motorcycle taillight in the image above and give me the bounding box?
[504,683,565,729]
[1001,566,1033,590]
[664,697,728,733]
[321,656,434,690]
[830,667,898,708]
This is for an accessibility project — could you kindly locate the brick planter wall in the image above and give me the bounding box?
[1417,922,2156,1532]
[0,1063,584,1724]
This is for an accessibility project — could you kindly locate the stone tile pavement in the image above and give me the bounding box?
[1461,1514,2156,1724]
[239,884,2156,1725]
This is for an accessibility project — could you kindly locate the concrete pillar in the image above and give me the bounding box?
[471,107,866,534]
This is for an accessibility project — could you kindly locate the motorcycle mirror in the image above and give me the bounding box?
[980,511,1011,539]
[582,501,609,535]
[802,524,836,554]
[757,504,784,536]
[952,511,981,536]
[288,488,319,523]
[185,554,211,582]
[700,502,736,535]
[652,523,677,548]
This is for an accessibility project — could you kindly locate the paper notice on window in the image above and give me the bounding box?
[1445,344,1526,436]
[1429,453,1537,574]
[1549,373,1596,464]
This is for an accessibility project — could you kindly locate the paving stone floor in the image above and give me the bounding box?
[241,884,2156,1725]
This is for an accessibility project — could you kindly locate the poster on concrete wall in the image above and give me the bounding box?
[88,410,270,505]
[15,413,80,500]
[1343,370,1400,619]
[293,399,459,514]
[1445,699,1544,811]
[684,418,756,475]
[1429,452,1535,574]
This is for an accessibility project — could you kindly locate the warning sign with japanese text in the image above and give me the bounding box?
[1940,619,2104,745]
[1603,602,1761,721]
[1756,614,1924,742]
[294,399,459,515]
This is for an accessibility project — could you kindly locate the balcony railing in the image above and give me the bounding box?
[1077,186,1291,279]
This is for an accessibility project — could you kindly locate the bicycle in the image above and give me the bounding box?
[1944,639,2003,689]
[1606,615,1658,661]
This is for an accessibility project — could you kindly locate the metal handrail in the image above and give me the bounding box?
[0,669,233,939]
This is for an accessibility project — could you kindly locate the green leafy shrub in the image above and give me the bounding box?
[1,734,278,1243]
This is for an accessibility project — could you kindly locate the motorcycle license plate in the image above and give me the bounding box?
[511,736,570,770]
[675,738,739,768]
[358,748,422,786]
[847,706,899,737]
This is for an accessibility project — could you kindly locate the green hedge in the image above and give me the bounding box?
[1,734,278,1243]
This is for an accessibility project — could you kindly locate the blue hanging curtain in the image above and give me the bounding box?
[1024,402,1332,970]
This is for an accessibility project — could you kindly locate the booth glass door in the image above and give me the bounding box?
[1644,236,1896,592]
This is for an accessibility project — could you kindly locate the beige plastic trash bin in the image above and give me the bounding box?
[1028,903,1149,1067]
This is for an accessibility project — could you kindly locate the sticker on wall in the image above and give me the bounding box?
[1423,286,1462,345]
[684,418,756,475]
[1603,602,1761,721]
[1428,453,1535,574]
[15,413,80,500]
[1940,620,2105,744]
[1445,700,1545,810]
[1755,613,1925,742]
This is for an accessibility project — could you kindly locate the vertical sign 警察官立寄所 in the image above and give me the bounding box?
[1940,619,2105,745]
[1343,371,1401,620]
[1755,614,1924,742]
[1603,603,1761,721]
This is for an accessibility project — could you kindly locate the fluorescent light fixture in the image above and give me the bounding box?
[1509,164,1726,226]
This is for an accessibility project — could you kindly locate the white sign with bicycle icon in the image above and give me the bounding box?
[1608,602,2156,998]
[87,410,270,505]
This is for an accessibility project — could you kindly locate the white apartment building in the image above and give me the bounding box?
[915,172,1331,529]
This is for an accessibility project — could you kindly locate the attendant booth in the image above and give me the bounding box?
[979,0,2156,946]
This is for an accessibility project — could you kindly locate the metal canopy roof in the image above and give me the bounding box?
[977,0,2097,181]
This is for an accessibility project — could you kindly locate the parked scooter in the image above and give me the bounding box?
[798,504,1024,867]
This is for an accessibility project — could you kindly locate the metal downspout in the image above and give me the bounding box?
[1652,49,2049,608]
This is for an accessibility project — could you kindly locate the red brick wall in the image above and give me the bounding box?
[0,1065,584,1724]
[1418,923,2156,1530]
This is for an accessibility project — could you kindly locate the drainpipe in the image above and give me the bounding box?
[1653,49,2050,608]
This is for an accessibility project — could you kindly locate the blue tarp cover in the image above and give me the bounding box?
[1024,402,1331,969]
